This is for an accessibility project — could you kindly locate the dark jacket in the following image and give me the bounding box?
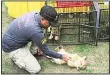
[2,12,62,59]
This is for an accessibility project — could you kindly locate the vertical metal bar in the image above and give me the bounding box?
[93,2,100,46]
[98,9,102,40]
[79,13,81,42]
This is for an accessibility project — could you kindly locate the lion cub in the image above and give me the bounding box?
[51,45,88,70]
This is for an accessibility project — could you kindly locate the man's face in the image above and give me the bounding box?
[40,16,50,29]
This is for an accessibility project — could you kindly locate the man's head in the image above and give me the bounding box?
[40,5,59,29]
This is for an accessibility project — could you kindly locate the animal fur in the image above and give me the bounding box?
[47,26,60,41]
[51,45,89,70]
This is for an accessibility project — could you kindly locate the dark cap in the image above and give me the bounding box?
[40,5,60,27]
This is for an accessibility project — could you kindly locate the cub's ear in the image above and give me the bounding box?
[59,45,63,49]
[82,56,87,60]
[55,45,64,51]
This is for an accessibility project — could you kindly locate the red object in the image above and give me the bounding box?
[56,1,91,8]
[37,48,43,56]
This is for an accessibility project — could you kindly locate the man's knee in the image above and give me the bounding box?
[29,66,41,74]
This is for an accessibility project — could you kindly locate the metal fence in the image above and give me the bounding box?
[98,2,109,41]
[45,1,98,46]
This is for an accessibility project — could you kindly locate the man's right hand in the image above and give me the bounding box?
[62,54,71,62]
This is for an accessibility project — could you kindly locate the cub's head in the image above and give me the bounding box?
[74,56,89,70]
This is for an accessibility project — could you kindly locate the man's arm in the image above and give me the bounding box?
[30,31,62,59]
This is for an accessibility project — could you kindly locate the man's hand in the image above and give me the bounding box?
[62,54,71,62]
[37,48,43,56]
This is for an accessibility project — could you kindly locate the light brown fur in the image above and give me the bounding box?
[52,45,89,70]
[47,26,60,40]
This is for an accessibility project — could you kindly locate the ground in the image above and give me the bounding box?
[2,2,109,74]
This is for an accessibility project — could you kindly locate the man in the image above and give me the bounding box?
[2,5,71,74]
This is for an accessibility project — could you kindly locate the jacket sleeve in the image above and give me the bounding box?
[30,31,62,59]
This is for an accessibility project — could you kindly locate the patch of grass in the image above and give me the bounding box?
[38,58,79,73]
[2,2,14,35]
[38,42,109,74]
[75,45,90,52]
